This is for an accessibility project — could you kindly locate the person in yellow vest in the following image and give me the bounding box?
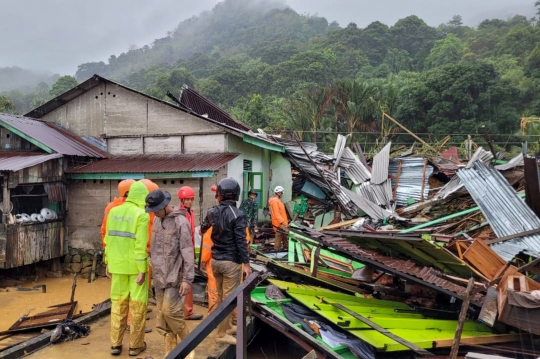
[104,181,149,357]
[101,179,135,248]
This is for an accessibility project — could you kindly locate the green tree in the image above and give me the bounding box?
[49,76,78,98]
[0,95,14,113]
[425,34,465,69]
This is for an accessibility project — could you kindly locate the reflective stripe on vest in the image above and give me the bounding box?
[108,230,136,239]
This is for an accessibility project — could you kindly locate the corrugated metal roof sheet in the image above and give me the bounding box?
[0,114,106,158]
[457,162,540,261]
[389,158,433,207]
[67,153,239,174]
[371,142,391,184]
[0,153,63,171]
[291,226,484,305]
[494,153,524,171]
[180,85,252,132]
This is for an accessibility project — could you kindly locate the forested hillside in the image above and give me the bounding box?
[2,0,540,151]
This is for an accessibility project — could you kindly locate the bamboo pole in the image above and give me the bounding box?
[383,113,436,151]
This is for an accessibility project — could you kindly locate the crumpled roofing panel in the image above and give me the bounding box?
[457,162,540,261]
[291,227,484,305]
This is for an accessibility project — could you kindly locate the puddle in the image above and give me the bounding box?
[0,275,111,331]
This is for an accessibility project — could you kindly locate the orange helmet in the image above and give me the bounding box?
[118,179,135,197]
[140,179,159,192]
[210,185,217,192]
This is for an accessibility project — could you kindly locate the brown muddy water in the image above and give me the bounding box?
[0,275,111,331]
[1,276,302,358]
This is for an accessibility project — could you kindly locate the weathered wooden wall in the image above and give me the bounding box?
[8,158,64,187]
[0,128,39,151]
[3,221,64,268]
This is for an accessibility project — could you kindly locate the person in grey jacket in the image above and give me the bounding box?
[146,190,195,359]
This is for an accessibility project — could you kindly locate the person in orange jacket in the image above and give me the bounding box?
[268,186,289,251]
[201,185,250,323]
[177,186,203,321]
[101,179,135,248]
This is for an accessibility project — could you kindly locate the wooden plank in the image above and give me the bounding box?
[331,303,434,357]
[478,287,498,327]
[486,227,540,245]
[463,240,506,280]
[434,333,524,348]
[450,277,475,359]
[316,218,361,231]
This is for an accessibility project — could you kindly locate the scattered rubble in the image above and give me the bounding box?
[253,133,540,358]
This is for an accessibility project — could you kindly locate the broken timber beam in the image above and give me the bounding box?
[316,218,360,231]
[331,303,434,357]
[450,277,475,359]
[486,227,540,245]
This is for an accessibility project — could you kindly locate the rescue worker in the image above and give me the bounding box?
[146,190,195,359]
[140,179,159,298]
[201,178,251,345]
[201,185,251,315]
[268,186,289,251]
[104,181,149,356]
[124,179,157,334]
[177,186,203,321]
[101,179,135,247]
[239,189,258,245]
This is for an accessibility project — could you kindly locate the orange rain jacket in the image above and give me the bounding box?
[101,197,153,252]
[268,195,288,231]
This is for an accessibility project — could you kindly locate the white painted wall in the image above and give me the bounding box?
[144,136,182,154]
[269,151,292,204]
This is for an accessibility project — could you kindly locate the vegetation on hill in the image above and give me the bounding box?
[2,0,540,152]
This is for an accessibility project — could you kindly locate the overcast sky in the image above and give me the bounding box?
[0,0,535,75]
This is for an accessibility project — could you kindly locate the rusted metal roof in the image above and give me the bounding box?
[67,153,239,174]
[0,153,63,171]
[290,226,485,306]
[0,114,106,158]
[180,85,252,132]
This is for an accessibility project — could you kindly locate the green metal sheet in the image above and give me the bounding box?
[242,134,285,153]
[251,287,358,359]
[271,280,507,353]
[68,171,214,180]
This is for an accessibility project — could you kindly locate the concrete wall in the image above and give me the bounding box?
[66,170,227,250]
[106,133,227,155]
[144,136,182,154]
[39,82,224,138]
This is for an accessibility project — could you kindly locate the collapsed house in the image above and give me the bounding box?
[249,134,540,358]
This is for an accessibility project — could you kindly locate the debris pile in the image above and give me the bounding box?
[253,133,540,358]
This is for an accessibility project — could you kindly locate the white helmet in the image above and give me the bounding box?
[274,186,284,193]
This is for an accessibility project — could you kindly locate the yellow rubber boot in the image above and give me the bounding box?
[164,333,177,358]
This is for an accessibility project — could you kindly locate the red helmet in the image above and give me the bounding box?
[178,186,195,199]
[210,185,217,192]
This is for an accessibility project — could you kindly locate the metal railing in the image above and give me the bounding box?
[166,272,265,359]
